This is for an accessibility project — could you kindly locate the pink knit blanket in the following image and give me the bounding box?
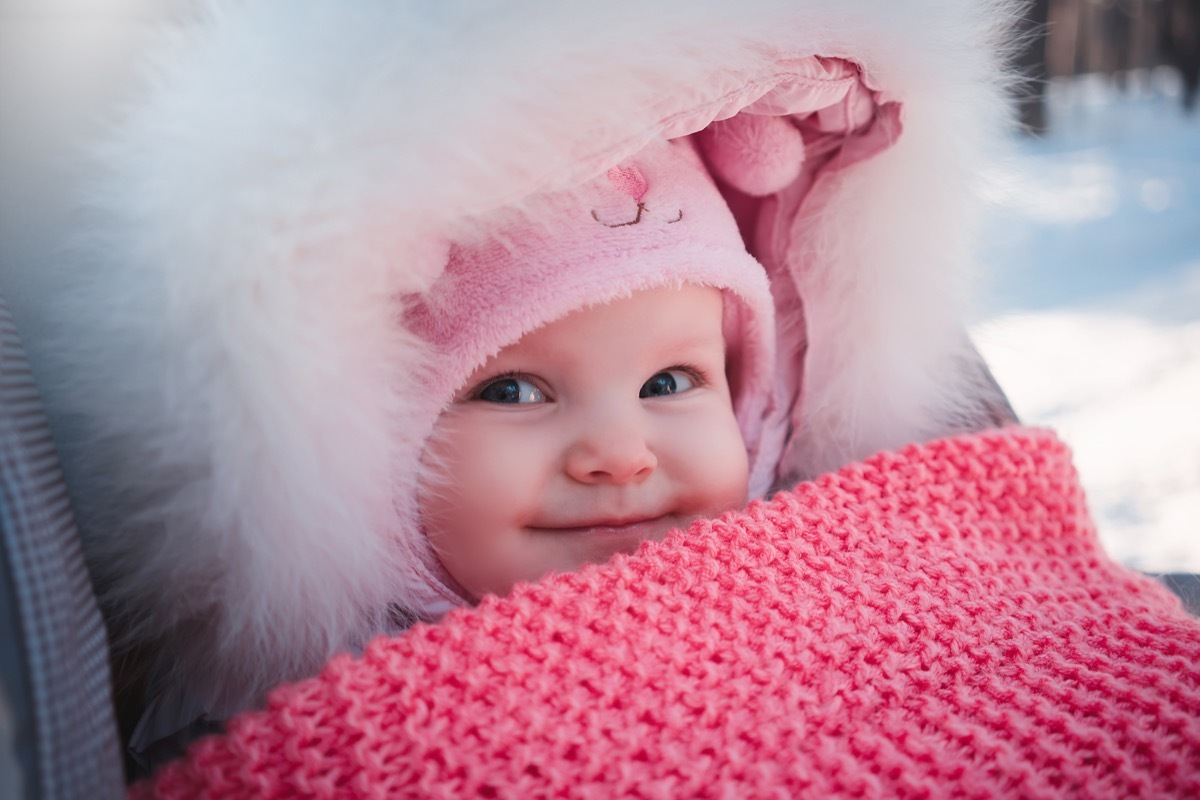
[133,428,1200,798]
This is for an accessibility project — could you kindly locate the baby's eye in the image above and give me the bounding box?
[639,369,696,398]
[476,376,545,404]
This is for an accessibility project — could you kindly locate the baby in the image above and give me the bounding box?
[403,138,778,614]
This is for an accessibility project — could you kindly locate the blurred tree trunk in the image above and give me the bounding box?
[1159,0,1200,111]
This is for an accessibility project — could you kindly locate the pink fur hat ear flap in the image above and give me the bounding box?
[697,114,806,197]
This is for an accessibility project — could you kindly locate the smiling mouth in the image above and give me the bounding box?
[528,515,676,537]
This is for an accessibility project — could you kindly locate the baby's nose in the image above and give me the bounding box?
[564,414,657,485]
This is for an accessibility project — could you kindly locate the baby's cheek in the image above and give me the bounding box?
[463,424,540,493]
[660,400,749,511]
[424,413,545,528]
[710,438,751,509]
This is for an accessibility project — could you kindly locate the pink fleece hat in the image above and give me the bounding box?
[403,138,777,612]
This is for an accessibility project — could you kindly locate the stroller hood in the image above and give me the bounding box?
[40,0,1021,731]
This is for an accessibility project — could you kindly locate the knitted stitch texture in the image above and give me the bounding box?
[132,428,1200,799]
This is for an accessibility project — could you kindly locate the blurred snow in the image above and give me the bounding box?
[975,71,1200,572]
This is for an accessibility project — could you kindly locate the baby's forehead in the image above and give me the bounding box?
[472,285,727,370]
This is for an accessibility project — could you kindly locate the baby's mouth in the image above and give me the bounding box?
[527,513,679,537]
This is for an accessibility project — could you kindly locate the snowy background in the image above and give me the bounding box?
[974,70,1200,572]
[0,8,1196,572]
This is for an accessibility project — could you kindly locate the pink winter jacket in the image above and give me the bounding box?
[132,428,1200,798]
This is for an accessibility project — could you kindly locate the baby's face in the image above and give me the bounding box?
[419,285,748,601]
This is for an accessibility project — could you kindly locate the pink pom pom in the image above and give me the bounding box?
[698,114,805,197]
[606,165,649,203]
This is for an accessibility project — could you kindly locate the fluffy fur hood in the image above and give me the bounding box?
[41,0,1022,732]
